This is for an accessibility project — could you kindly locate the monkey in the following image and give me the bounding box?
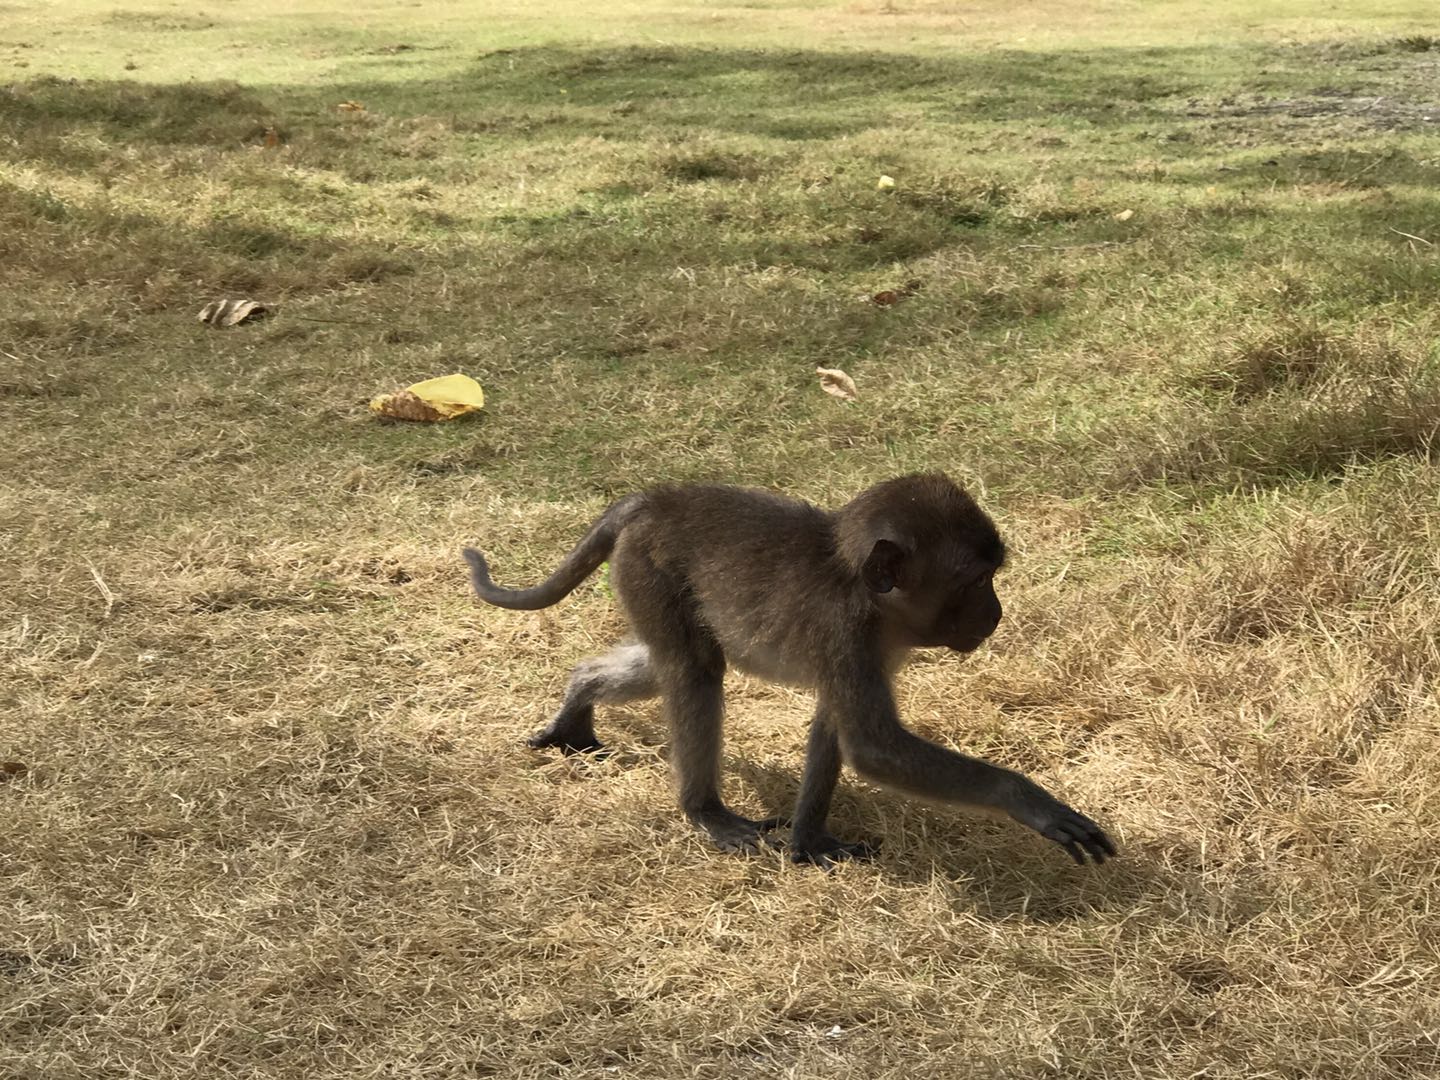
[462,474,1115,868]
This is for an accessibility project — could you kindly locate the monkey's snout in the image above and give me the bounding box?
[952,616,1000,653]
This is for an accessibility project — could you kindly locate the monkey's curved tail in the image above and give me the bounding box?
[462,494,645,611]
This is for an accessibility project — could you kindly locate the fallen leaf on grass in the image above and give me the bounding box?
[370,373,485,422]
[197,299,269,328]
[337,100,366,112]
[869,279,923,306]
[876,174,896,190]
[816,367,858,402]
[370,390,445,422]
[1113,208,1135,221]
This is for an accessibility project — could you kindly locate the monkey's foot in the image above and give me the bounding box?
[689,807,788,855]
[526,727,606,756]
[789,833,878,870]
[1023,800,1116,865]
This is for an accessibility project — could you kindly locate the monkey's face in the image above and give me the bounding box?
[864,540,1005,653]
[851,476,1008,654]
[940,569,1004,652]
[906,568,1003,653]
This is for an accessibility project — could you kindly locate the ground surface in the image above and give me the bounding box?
[3,2,1440,1077]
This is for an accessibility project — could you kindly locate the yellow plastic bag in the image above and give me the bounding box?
[370,373,485,422]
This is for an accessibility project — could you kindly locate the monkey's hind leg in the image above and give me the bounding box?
[528,643,657,755]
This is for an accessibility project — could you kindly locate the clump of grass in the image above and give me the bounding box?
[1391,34,1439,52]
[1123,370,1440,487]
[659,150,771,183]
[1109,321,1440,486]
[896,178,1001,226]
[1197,321,1349,399]
[1192,319,1411,400]
[0,77,274,145]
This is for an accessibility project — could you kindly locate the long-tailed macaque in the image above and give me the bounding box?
[464,474,1115,867]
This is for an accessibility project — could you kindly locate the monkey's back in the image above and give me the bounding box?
[611,485,869,686]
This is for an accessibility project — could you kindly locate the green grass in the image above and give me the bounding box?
[3,2,1440,1078]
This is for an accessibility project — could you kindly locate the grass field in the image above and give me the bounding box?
[4,1,1440,1077]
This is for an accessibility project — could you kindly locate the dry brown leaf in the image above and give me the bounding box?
[869,279,922,306]
[337,100,366,113]
[369,390,447,422]
[197,299,270,328]
[816,367,858,402]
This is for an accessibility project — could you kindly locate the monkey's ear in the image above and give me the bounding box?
[862,539,907,594]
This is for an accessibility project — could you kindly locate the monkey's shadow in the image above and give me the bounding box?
[738,755,1153,922]
[607,716,1155,924]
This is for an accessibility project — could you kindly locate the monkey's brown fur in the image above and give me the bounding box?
[463,474,1115,867]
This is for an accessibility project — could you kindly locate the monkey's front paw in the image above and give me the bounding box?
[526,728,606,756]
[691,809,787,855]
[1033,803,1116,865]
[790,833,878,870]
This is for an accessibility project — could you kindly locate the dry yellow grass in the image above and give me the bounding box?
[6,478,1438,1077]
[4,1,1440,1077]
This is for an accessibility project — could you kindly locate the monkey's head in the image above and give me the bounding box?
[838,473,1006,653]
